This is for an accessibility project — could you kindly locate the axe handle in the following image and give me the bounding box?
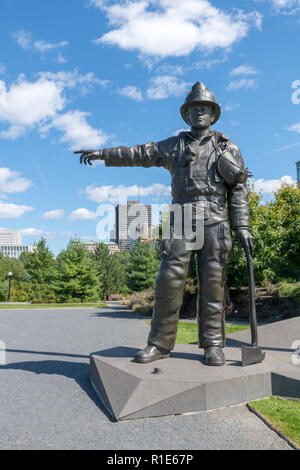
[245,250,258,347]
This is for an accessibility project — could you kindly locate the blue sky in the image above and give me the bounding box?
[0,0,299,255]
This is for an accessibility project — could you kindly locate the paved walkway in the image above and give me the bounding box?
[0,306,292,450]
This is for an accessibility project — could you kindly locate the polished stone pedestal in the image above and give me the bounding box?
[90,317,300,421]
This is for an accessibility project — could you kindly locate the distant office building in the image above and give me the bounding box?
[0,230,22,245]
[83,241,120,255]
[0,245,34,259]
[296,161,300,185]
[0,230,34,259]
[115,201,152,252]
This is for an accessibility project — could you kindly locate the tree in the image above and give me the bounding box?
[227,183,300,287]
[55,239,99,302]
[0,253,27,301]
[93,243,128,299]
[270,184,300,280]
[127,242,160,292]
[21,238,55,285]
[19,238,57,303]
[0,255,26,282]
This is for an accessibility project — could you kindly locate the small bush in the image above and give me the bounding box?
[124,288,154,316]
[10,288,29,302]
[262,279,279,297]
[278,282,300,303]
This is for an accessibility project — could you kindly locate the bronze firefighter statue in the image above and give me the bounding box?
[75,81,253,367]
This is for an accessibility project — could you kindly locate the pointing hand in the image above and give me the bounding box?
[74,150,102,166]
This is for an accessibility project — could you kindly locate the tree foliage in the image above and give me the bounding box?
[0,184,298,303]
[21,238,55,285]
[54,240,99,302]
[93,243,129,299]
[227,184,300,287]
[127,242,160,292]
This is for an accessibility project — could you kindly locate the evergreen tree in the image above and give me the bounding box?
[127,242,160,292]
[55,239,99,302]
[93,243,128,299]
[19,238,57,302]
[20,238,55,285]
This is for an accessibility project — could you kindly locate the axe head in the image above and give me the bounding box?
[242,346,266,366]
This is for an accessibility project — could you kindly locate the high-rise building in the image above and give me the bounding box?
[0,230,34,259]
[115,201,152,252]
[110,228,116,243]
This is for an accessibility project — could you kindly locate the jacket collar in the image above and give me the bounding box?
[183,130,216,144]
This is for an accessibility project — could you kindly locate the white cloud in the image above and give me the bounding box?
[226,78,258,91]
[172,128,189,136]
[155,64,184,76]
[267,141,300,154]
[86,183,171,203]
[0,77,65,139]
[191,55,228,71]
[33,40,68,53]
[42,209,65,220]
[55,54,67,64]
[92,0,262,58]
[0,73,109,148]
[13,30,69,53]
[19,227,59,240]
[0,168,32,193]
[13,30,32,49]
[90,0,107,7]
[253,175,296,194]
[0,64,6,75]
[118,86,143,101]
[257,0,300,12]
[0,202,34,219]
[37,69,109,90]
[20,227,44,237]
[147,75,191,100]
[51,110,109,150]
[223,103,240,111]
[287,122,300,133]
[69,208,98,221]
[230,64,259,76]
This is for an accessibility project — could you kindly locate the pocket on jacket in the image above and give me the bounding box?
[218,221,233,265]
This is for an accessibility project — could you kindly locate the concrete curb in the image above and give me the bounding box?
[247,403,299,450]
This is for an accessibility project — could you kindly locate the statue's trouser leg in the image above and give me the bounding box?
[197,222,232,348]
[147,236,193,352]
[148,221,232,352]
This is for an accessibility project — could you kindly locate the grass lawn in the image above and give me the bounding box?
[175,321,250,344]
[249,397,300,448]
[146,320,249,344]
[0,303,107,309]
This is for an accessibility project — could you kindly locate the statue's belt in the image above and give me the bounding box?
[172,195,226,205]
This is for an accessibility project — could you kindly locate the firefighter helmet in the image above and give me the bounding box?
[180,81,221,125]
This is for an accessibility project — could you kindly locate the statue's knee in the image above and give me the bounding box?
[156,262,185,289]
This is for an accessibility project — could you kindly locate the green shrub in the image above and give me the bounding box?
[124,288,155,315]
[278,282,300,303]
[10,288,29,302]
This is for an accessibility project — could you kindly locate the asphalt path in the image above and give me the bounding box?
[0,305,292,450]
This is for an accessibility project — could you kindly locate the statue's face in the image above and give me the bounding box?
[187,104,214,129]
